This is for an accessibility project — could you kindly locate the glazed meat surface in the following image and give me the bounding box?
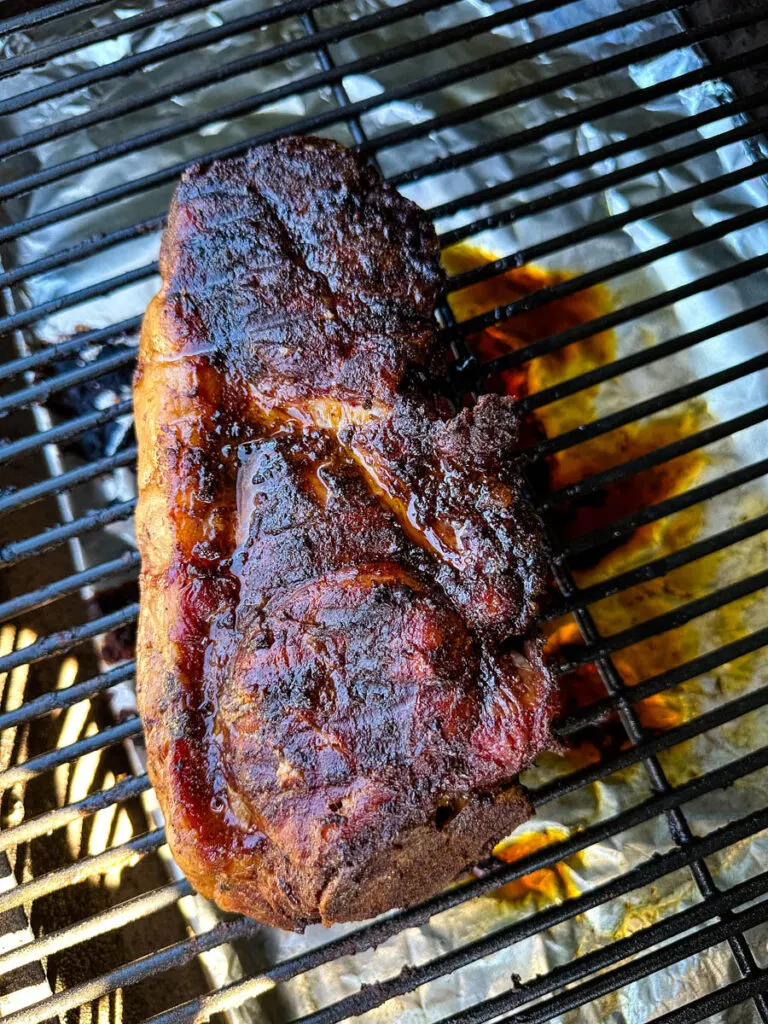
[135,136,555,930]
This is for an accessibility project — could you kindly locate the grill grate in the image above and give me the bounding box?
[1,0,768,1021]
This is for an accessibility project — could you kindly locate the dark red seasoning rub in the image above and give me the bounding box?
[134,136,557,930]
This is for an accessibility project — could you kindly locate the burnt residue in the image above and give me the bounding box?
[44,339,136,460]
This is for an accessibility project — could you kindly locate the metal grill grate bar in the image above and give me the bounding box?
[0,0,749,209]
[6,141,766,344]
[0,0,332,80]
[0,0,109,34]
[2,92,764,304]
[556,570,768,674]
[1,0,524,158]
[3,746,767,1024]
[551,403,768,504]
[0,915,261,1024]
[0,661,135,733]
[0,399,132,466]
[0,448,138,518]
[536,688,768,805]
[138,808,768,1024]
[5,29,764,252]
[443,141,768,251]
[0,716,141,789]
[461,253,768,364]
[0,828,165,922]
[651,975,768,1024]
[560,626,768,735]
[432,93,768,223]
[0,0,356,118]
[557,515,768,617]
[536,356,768,466]
[0,605,139,674]
[565,456,768,559]
[0,501,137,567]
[0,319,141,384]
[390,41,768,186]
[0,773,151,852]
[0,554,139,624]
[453,887,768,1024]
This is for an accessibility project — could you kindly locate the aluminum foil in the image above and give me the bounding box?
[2,0,768,1021]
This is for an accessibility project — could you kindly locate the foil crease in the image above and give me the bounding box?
[2,0,768,1021]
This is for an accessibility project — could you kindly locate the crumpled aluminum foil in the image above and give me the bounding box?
[2,0,768,1021]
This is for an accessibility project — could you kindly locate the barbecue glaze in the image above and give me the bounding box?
[134,136,555,930]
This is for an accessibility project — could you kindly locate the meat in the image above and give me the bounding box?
[134,135,556,931]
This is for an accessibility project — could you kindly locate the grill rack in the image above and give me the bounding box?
[1,0,768,1021]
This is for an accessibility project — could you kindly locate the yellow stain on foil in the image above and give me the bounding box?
[492,827,583,906]
[613,884,696,941]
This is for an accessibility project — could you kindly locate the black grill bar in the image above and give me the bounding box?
[0,716,141,790]
[0,914,262,1011]
[556,515,768,619]
[0,827,164,922]
[354,4,754,157]
[565,456,768,559]
[457,206,768,356]
[0,0,333,80]
[537,684,768,806]
[7,121,768,347]
[4,742,767,1024]
[0,225,164,293]
[477,252,768,379]
[443,138,768,253]
[0,883,195,997]
[0,913,260,1024]
[556,570,768,675]
[0,0,750,211]
[1,88,764,305]
[0,0,502,156]
[651,974,768,1024]
[389,39,768,186]
[523,300,768,412]
[451,883,768,1024]
[0,265,157,336]
[524,291,768,1024]
[0,352,138,417]
[0,605,139,674]
[0,773,151,852]
[0,447,138,518]
[0,318,141,383]
[558,624,768,736]
[559,404,768,519]
[0,0,577,189]
[0,554,139,624]
[432,93,768,225]
[0,499,137,567]
[4,27,763,256]
[0,0,355,118]
[0,0,107,34]
[535,354,768,467]
[0,661,135,733]
[0,399,132,465]
[549,402,768,507]
[138,806,768,1024]
[3,76,766,321]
